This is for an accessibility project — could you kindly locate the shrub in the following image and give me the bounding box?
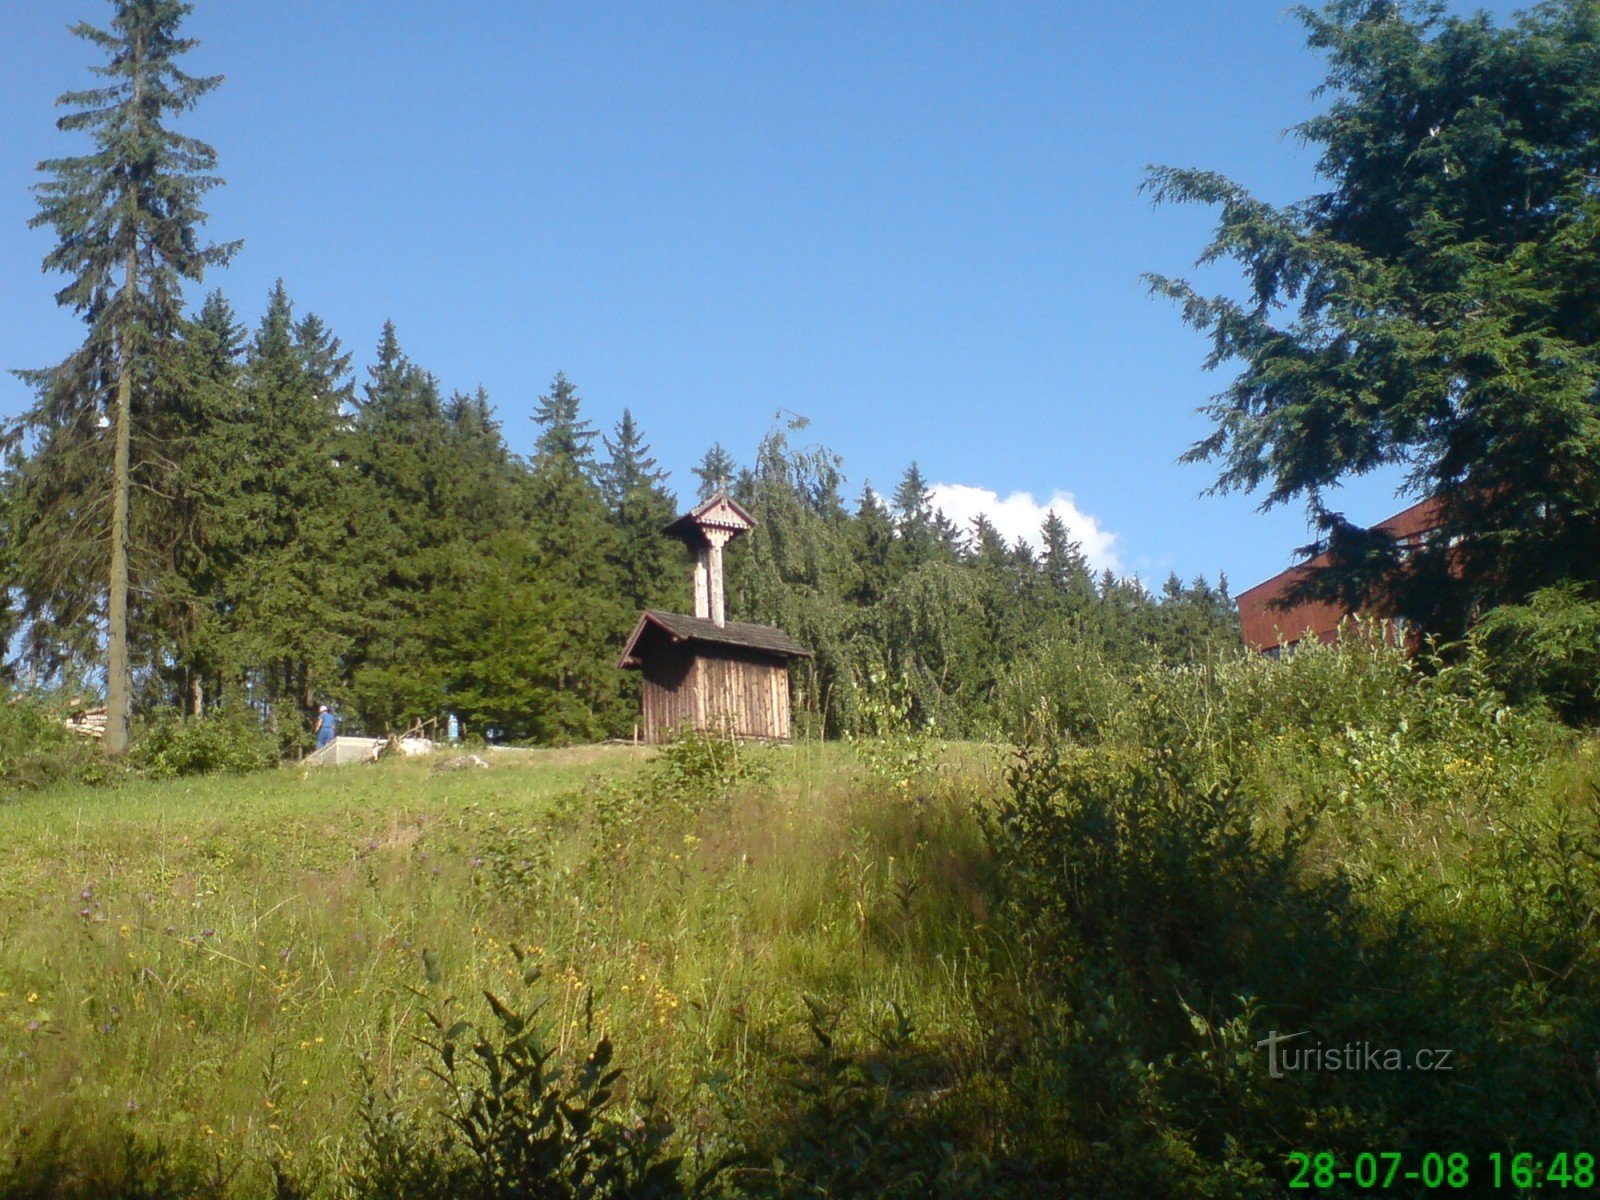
[980,636,1600,1195]
[1471,583,1600,724]
[0,691,121,794]
[993,632,1135,745]
[130,703,278,779]
[350,971,703,1200]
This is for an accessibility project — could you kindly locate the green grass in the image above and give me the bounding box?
[4,668,1597,1198]
[0,740,999,1195]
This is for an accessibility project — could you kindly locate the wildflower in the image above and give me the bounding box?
[27,992,38,1004]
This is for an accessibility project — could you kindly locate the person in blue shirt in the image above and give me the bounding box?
[315,704,338,749]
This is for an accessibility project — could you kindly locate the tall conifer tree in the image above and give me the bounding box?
[18,0,236,751]
[601,409,683,612]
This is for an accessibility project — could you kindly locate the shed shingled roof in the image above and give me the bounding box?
[618,610,810,668]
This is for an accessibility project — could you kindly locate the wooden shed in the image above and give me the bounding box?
[618,494,810,742]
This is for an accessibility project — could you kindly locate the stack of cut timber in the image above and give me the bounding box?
[62,706,108,740]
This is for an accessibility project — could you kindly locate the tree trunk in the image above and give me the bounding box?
[104,307,135,756]
[104,30,145,758]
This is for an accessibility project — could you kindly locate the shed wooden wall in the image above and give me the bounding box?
[640,645,792,743]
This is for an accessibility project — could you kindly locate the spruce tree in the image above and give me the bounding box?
[601,409,683,613]
[531,371,598,470]
[224,282,352,728]
[18,0,236,751]
[692,443,737,500]
[846,484,897,607]
[891,463,954,570]
[523,374,629,739]
[149,289,244,713]
[341,323,459,727]
[1148,0,1600,630]
[1038,510,1097,614]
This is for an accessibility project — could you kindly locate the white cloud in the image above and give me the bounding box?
[927,483,1121,573]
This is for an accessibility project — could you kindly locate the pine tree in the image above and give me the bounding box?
[845,484,897,607]
[222,282,352,729]
[523,373,629,739]
[692,443,737,500]
[17,0,237,751]
[531,371,598,470]
[1038,510,1097,614]
[441,386,523,537]
[341,323,459,727]
[891,463,954,570]
[601,409,683,613]
[1147,0,1600,631]
[148,288,244,713]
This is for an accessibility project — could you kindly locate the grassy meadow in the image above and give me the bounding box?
[4,638,1600,1198]
[0,739,1007,1196]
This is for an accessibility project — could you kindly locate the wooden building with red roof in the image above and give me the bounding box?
[1237,498,1444,655]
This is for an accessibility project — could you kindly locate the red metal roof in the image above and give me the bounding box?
[1237,498,1443,652]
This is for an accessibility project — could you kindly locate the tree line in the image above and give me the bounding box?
[3,275,1239,747]
[3,1,1241,753]
[26,0,1597,753]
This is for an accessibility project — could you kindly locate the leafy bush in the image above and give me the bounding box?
[1471,583,1600,724]
[980,635,1600,1195]
[650,727,771,807]
[351,968,703,1200]
[130,703,278,779]
[993,631,1136,745]
[847,667,943,795]
[0,691,122,794]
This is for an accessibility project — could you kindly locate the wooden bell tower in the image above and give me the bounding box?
[618,492,810,742]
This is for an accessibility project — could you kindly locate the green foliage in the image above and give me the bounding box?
[994,629,1135,744]
[0,1127,226,1200]
[14,0,238,751]
[740,999,996,1200]
[0,693,120,794]
[1471,583,1600,724]
[847,668,942,796]
[586,730,775,867]
[1148,0,1600,633]
[130,704,278,780]
[650,728,772,807]
[982,636,1598,1194]
[350,981,696,1200]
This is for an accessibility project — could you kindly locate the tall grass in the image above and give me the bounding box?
[0,740,998,1196]
[2,638,1597,1197]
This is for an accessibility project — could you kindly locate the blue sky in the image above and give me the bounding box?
[1,0,1525,593]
